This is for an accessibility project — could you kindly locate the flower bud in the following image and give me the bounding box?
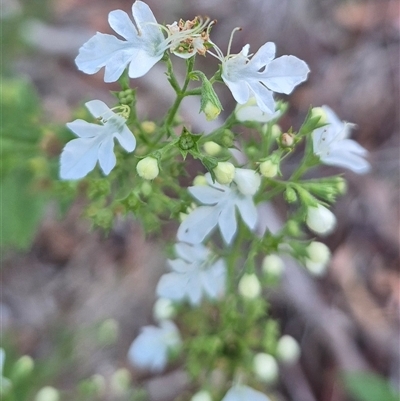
[11,355,34,380]
[203,141,222,156]
[233,168,261,195]
[110,368,131,396]
[238,273,261,299]
[193,175,208,186]
[311,107,328,125]
[253,353,279,383]
[97,318,119,345]
[221,129,234,148]
[140,181,152,197]
[276,335,301,364]
[284,187,297,203]
[200,77,222,121]
[281,133,295,147]
[141,121,156,134]
[259,159,279,178]
[262,255,284,278]
[305,241,331,276]
[306,205,336,235]
[136,157,159,180]
[203,101,221,121]
[35,386,60,401]
[213,162,235,185]
[271,124,282,139]
[153,298,176,321]
[191,390,213,401]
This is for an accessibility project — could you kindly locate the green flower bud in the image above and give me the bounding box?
[311,107,328,125]
[221,129,234,147]
[271,124,282,138]
[281,132,295,147]
[200,76,223,121]
[11,355,34,380]
[262,254,285,278]
[193,175,208,186]
[259,159,279,178]
[203,141,222,156]
[35,386,60,401]
[213,162,235,185]
[238,273,261,299]
[305,241,331,276]
[253,353,279,383]
[136,157,159,180]
[284,187,297,203]
[140,181,152,197]
[110,368,131,396]
[141,121,156,134]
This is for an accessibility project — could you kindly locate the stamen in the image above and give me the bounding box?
[227,27,242,57]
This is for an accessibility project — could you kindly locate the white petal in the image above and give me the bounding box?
[177,206,219,244]
[222,385,270,401]
[104,48,138,83]
[168,258,190,273]
[175,242,209,263]
[332,139,368,156]
[156,272,190,302]
[218,202,237,245]
[108,9,139,42]
[235,196,258,230]
[234,169,261,196]
[189,185,227,205]
[131,0,161,38]
[75,33,134,81]
[249,80,275,114]
[59,137,101,180]
[66,119,103,138]
[262,55,309,94]
[222,74,250,104]
[98,135,116,175]
[248,42,276,70]
[322,150,370,174]
[85,100,113,119]
[115,125,136,152]
[128,49,164,78]
[201,259,226,299]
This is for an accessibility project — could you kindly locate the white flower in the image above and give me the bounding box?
[177,172,259,245]
[306,204,337,235]
[312,106,370,174]
[233,168,262,196]
[75,2,213,82]
[210,38,309,114]
[127,320,181,372]
[222,385,270,401]
[156,242,226,306]
[235,97,280,123]
[60,100,136,180]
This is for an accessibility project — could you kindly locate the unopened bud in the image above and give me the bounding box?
[193,175,208,186]
[259,159,278,178]
[284,187,297,203]
[153,298,176,321]
[213,162,235,185]
[305,241,331,276]
[262,255,284,278]
[191,390,213,401]
[140,181,152,197]
[276,335,301,364]
[200,77,223,121]
[203,101,221,121]
[306,204,336,235]
[11,355,34,380]
[35,386,60,401]
[311,107,328,125]
[141,121,156,134]
[281,133,295,147]
[238,273,261,299]
[271,124,282,138]
[110,368,131,396]
[253,353,279,383]
[136,157,159,180]
[203,141,222,156]
[221,129,234,148]
[234,168,261,196]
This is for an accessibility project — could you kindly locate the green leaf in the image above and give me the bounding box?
[342,371,399,401]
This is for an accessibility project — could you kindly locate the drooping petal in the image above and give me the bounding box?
[189,185,227,205]
[262,55,310,94]
[235,196,258,230]
[222,76,250,104]
[97,135,116,175]
[115,124,136,152]
[60,137,102,180]
[177,206,220,244]
[322,149,370,174]
[218,202,237,245]
[248,80,275,114]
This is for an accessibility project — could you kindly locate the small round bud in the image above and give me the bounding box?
[141,121,156,134]
[262,255,284,278]
[306,205,337,235]
[271,124,282,138]
[253,353,279,383]
[238,273,261,299]
[11,355,34,380]
[213,162,235,185]
[276,335,301,364]
[311,107,328,125]
[136,157,159,180]
[193,175,208,186]
[97,318,119,345]
[284,187,297,203]
[203,141,222,156]
[281,133,295,147]
[89,374,106,396]
[140,181,152,197]
[153,298,176,321]
[259,159,278,178]
[305,241,331,276]
[221,129,234,147]
[191,390,213,401]
[35,386,60,401]
[110,368,131,396]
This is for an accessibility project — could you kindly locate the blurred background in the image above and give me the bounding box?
[1,0,399,400]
